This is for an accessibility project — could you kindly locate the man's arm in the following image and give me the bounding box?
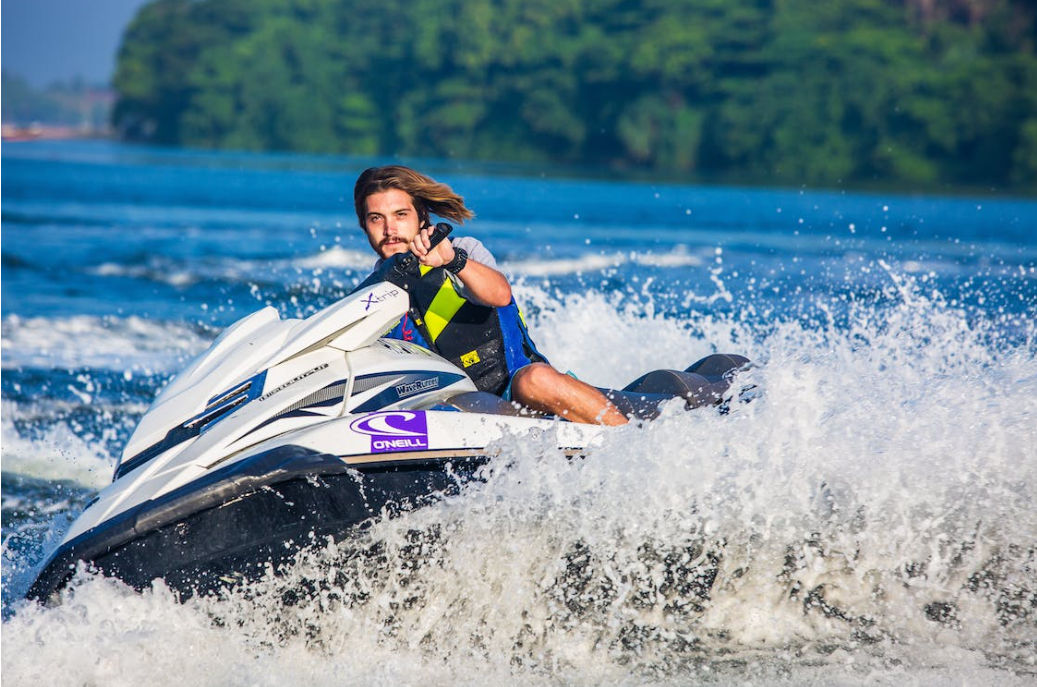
[409,228,512,307]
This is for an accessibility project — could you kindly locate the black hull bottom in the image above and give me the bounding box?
[28,446,488,603]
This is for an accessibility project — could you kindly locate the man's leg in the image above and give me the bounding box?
[510,363,628,426]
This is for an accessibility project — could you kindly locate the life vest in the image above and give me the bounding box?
[384,265,547,395]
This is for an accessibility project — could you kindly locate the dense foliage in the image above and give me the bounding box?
[112,0,1037,188]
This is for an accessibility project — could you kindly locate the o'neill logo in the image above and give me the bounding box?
[349,411,429,454]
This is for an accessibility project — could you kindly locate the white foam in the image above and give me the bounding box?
[90,260,200,287]
[0,400,118,488]
[86,247,375,289]
[514,285,748,387]
[1,314,212,372]
[3,274,1036,684]
[85,245,704,288]
[504,247,705,277]
[287,245,374,271]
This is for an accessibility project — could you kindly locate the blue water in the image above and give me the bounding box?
[2,140,1036,686]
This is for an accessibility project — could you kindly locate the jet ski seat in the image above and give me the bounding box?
[441,354,750,421]
[438,391,527,416]
[608,353,752,418]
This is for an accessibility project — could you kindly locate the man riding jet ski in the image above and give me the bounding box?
[26,173,749,604]
[351,166,631,425]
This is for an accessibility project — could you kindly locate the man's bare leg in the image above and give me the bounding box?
[510,363,628,426]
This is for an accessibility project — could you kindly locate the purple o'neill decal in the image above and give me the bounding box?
[349,411,429,454]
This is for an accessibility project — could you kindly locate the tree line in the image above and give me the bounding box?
[112,0,1037,189]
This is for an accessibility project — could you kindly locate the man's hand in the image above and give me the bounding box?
[410,225,455,267]
[407,228,512,306]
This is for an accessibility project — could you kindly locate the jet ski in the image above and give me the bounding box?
[26,224,749,604]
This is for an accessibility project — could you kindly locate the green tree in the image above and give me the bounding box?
[111,0,1037,190]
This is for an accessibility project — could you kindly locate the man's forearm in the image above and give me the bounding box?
[454,259,512,307]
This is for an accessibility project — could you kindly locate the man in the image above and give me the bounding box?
[354,165,627,426]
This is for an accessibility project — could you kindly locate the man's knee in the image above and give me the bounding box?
[511,363,559,401]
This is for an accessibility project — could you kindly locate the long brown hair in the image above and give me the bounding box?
[354,166,474,228]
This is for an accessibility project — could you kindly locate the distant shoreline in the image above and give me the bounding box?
[1,124,111,143]
[3,136,1033,199]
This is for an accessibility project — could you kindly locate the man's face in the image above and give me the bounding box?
[361,189,421,259]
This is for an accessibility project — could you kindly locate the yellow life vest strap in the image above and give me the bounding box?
[418,265,467,343]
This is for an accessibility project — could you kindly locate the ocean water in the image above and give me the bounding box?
[2,140,1036,686]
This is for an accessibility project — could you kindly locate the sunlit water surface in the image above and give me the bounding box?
[2,141,1035,686]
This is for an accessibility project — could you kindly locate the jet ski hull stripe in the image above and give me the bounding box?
[238,379,351,439]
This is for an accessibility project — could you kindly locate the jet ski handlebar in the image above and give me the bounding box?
[351,222,454,293]
[391,222,453,276]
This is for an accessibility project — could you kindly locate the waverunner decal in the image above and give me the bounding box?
[349,411,429,453]
[350,371,467,413]
[258,363,330,402]
[395,377,439,398]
